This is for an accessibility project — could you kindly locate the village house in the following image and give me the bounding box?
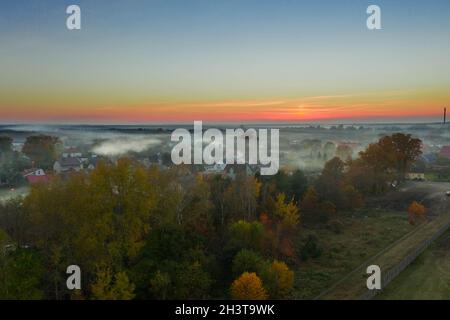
[12,142,24,152]
[439,146,450,159]
[225,163,259,179]
[62,147,83,158]
[201,163,260,180]
[22,168,51,184]
[337,141,361,151]
[203,163,227,174]
[53,157,83,174]
[78,154,98,170]
[86,155,98,170]
[422,153,437,164]
[405,171,426,181]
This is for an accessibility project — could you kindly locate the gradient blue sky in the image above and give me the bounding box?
[0,0,449,123]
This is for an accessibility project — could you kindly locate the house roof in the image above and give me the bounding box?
[422,154,437,163]
[22,168,46,177]
[65,147,81,153]
[23,168,37,176]
[204,163,227,172]
[58,157,81,167]
[26,175,50,184]
[224,163,256,175]
[440,146,450,157]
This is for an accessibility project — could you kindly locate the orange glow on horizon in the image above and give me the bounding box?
[0,91,448,123]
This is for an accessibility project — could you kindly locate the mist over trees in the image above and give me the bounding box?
[22,135,61,169]
[0,133,423,299]
[0,136,30,186]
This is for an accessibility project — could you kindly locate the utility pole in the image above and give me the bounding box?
[444,107,447,124]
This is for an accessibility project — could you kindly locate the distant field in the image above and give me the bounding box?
[293,209,417,299]
[425,173,450,183]
[378,231,450,300]
[0,186,29,202]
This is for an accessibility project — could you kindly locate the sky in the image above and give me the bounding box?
[0,0,449,124]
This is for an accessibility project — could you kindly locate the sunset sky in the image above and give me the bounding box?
[0,0,449,123]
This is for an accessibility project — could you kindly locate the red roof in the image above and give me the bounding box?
[26,175,50,184]
[440,146,450,158]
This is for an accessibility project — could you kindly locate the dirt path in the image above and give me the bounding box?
[399,181,450,216]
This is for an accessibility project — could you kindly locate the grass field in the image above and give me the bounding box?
[314,210,450,299]
[425,173,450,183]
[0,186,29,203]
[293,208,417,299]
[377,230,450,300]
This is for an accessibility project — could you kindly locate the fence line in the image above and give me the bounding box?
[314,221,428,300]
[359,219,450,300]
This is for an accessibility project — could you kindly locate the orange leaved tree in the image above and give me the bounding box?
[230,272,267,300]
[408,201,427,225]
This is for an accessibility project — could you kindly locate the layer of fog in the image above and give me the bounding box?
[92,136,162,156]
[3,123,450,172]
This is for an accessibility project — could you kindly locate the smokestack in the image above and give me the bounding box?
[445,107,447,124]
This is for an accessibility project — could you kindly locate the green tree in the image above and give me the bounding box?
[149,270,171,300]
[0,136,13,154]
[299,187,320,224]
[130,225,214,299]
[22,135,61,169]
[299,234,323,261]
[24,158,158,297]
[0,248,45,300]
[181,176,214,235]
[316,157,345,208]
[91,269,135,300]
[0,198,30,246]
[227,220,265,254]
[209,175,231,226]
[231,249,264,277]
[0,151,30,185]
[224,174,261,221]
[260,260,294,299]
[289,170,308,202]
[173,261,212,299]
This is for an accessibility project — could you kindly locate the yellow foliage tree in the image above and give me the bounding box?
[264,260,294,299]
[91,269,135,300]
[230,272,267,300]
[274,193,299,230]
[272,193,300,258]
[24,158,157,298]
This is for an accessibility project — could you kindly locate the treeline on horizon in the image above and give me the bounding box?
[0,133,422,300]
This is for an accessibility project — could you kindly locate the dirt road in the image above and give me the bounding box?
[401,181,450,215]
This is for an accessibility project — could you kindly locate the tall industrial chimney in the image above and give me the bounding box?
[445,107,447,124]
